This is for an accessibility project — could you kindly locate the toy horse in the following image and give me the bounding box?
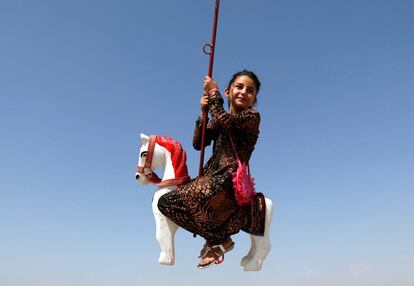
[135,133,274,271]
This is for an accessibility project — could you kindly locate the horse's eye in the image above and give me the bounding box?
[141,151,147,158]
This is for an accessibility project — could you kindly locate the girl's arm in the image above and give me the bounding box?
[193,91,216,150]
[193,116,216,150]
[208,91,261,133]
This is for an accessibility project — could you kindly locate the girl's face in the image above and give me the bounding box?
[225,75,257,114]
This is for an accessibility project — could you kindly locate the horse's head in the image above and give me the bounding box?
[135,133,191,187]
[135,133,165,185]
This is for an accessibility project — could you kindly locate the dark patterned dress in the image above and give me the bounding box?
[158,91,266,245]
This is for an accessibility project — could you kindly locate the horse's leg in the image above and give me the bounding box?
[152,189,179,265]
[241,234,257,267]
[243,198,274,271]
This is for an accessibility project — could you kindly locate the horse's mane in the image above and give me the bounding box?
[155,136,190,181]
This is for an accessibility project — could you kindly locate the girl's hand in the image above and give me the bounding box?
[200,92,209,112]
[204,76,218,95]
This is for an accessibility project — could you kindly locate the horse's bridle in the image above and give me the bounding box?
[136,135,190,187]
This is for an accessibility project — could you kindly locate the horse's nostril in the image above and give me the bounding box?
[135,174,140,180]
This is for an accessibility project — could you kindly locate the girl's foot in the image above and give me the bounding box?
[197,238,235,269]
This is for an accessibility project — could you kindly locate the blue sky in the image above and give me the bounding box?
[1,0,413,285]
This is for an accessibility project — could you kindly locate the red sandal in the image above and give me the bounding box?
[197,239,235,269]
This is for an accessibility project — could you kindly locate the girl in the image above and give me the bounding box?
[158,70,265,268]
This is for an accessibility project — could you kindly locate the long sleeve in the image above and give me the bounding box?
[207,91,260,134]
[192,116,216,150]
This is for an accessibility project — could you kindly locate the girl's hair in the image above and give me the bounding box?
[227,69,261,94]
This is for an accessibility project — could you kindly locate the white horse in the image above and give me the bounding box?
[135,133,274,271]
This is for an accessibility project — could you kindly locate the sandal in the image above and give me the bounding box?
[198,242,209,258]
[197,239,235,269]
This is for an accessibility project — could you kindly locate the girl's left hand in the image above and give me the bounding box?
[204,76,218,95]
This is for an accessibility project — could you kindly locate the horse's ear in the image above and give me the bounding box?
[140,133,149,145]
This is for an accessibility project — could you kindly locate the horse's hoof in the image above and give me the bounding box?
[240,255,253,267]
[158,253,175,265]
[159,258,174,265]
[159,260,174,265]
[243,259,263,271]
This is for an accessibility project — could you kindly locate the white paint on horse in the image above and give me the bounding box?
[136,133,274,271]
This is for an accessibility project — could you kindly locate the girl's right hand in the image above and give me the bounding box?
[200,92,209,112]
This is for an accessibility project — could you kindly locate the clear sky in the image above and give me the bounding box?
[1,0,413,285]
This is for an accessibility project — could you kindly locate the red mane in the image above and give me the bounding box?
[155,136,190,181]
